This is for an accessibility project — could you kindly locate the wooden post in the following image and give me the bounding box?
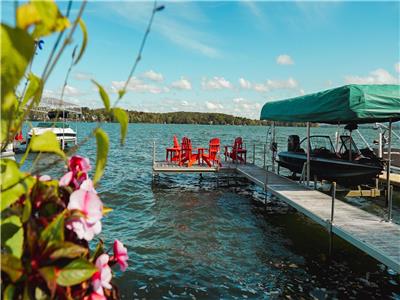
[387,121,392,221]
[306,122,310,186]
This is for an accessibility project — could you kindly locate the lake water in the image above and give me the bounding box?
[19,123,400,299]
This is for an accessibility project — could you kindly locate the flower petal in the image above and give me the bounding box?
[59,171,73,187]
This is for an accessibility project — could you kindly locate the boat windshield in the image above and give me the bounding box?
[37,122,70,128]
[339,135,360,154]
[300,136,335,154]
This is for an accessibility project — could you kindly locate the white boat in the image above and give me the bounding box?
[0,143,16,160]
[28,97,82,150]
[28,122,77,149]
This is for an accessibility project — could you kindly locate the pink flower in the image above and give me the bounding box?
[80,178,97,193]
[92,254,112,296]
[89,291,106,300]
[69,155,91,174]
[113,240,129,271]
[67,179,103,241]
[59,171,73,187]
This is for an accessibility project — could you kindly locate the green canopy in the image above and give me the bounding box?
[260,84,400,124]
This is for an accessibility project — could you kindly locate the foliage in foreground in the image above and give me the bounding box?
[0,0,157,298]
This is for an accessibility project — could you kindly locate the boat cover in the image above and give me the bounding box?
[260,84,400,124]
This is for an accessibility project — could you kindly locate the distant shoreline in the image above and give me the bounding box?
[28,109,312,127]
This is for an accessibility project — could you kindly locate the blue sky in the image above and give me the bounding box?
[2,1,399,119]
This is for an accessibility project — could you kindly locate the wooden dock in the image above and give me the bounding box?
[379,172,400,187]
[153,161,400,272]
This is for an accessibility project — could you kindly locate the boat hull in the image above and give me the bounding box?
[278,152,383,186]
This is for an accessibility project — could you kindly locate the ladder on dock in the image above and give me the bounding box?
[235,163,400,273]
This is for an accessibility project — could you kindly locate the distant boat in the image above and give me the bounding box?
[28,122,77,149]
[0,143,15,160]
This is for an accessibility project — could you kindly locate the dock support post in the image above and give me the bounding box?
[306,122,311,187]
[378,132,383,158]
[253,143,256,165]
[153,140,156,167]
[271,122,276,173]
[387,121,392,221]
[329,182,336,256]
[330,182,336,230]
[264,166,269,206]
[263,144,266,169]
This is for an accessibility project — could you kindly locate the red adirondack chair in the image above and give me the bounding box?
[166,135,181,162]
[202,138,222,167]
[180,137,198,167]
[224,137,247,163]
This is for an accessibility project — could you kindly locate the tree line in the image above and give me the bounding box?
[29,107,311,127]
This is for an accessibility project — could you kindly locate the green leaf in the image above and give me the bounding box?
[92,80,110,111]
[1,159,34,212]
[38,266,57,298]
[30,131,66,158]
[3,284,16,300]
[1,24,35,99]
[35,287,48,300]
[93,128,109,184]
[31,1,70,38]
[1,215,24,259]
[90,239,104,263]
[57,259,97,287]
[74,18,88,65]
[1,254,23,282]
[22,197,32,223]
[39,210,65,247]
[50,242,88,260]
[20,73,42,107]
[112,108,128,145]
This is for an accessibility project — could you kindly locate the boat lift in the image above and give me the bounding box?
[28,97,82,150]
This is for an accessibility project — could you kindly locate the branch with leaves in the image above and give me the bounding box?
[1,1,164,299]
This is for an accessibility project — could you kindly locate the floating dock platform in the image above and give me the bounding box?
[153,161,400,273]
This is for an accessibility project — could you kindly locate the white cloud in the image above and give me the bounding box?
[276,54,294,65]
[252,77,299,93]
[142,70,164,82]
[345,68,399,84]
[73,71,92,81]
[64,85,83,97]
[253,83,269,93]
[267,77,298,89]
[395,62,400,73]
[111,77,169,94]
[230,97,262,119]
[171,77,192,90]
[202,77,232,90]
[205,101,223,110]
[238,77,252,89]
